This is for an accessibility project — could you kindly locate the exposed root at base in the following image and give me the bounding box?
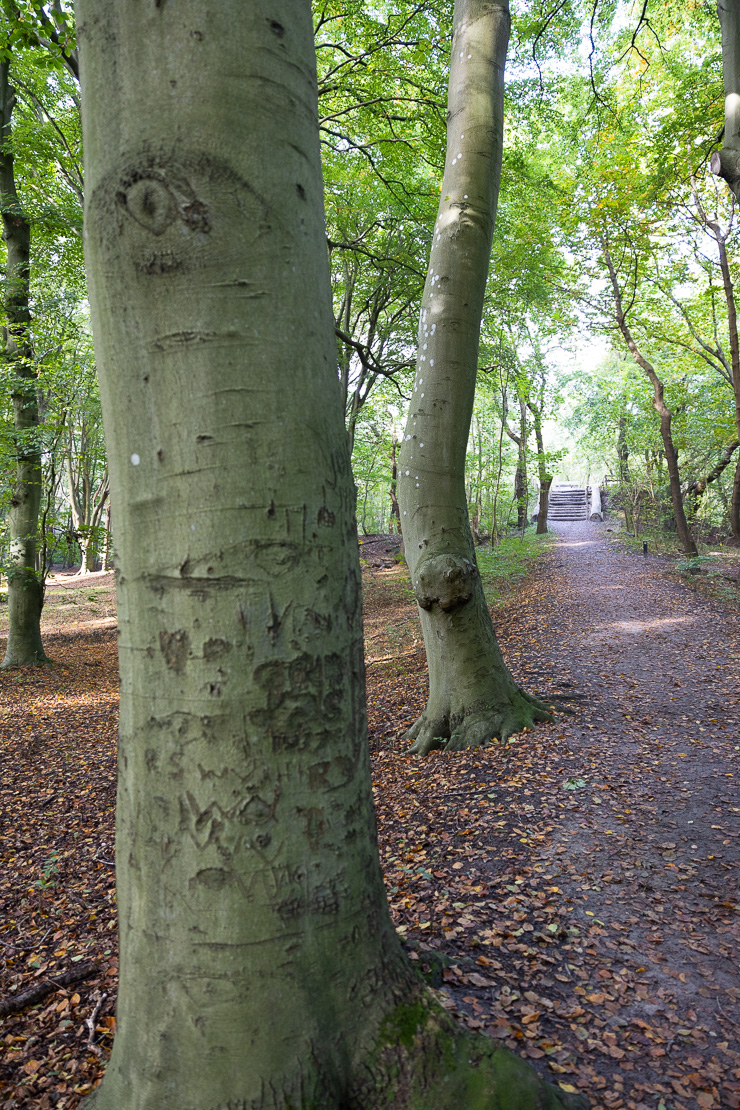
[405,689,553,755]
[370,989,588,1109]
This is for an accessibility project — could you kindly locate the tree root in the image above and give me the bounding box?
[405,688,553,755]
[369,988,588,1109]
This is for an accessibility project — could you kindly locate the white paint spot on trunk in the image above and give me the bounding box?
[130,453,141,466]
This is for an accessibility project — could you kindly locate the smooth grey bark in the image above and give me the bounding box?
[397,0,550,755]
[712,1,740,199]
[0,55,48,667]
[76,3,582,1109]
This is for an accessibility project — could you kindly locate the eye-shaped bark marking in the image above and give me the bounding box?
[119,177,178,235]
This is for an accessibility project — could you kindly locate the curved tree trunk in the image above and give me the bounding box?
[76,4,580,1109]
[0,55,48,667]
[603,246,697,557]
[687,438,739,521]
[397,0,550,756]
[710,239,740,539]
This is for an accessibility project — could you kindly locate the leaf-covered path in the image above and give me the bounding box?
[1,528,738,1110]
[369,522,739,1110]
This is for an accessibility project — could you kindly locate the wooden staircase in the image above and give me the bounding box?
[547,483,588,521]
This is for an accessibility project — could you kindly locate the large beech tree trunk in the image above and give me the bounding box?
[603,246,698,557]
[76,4,580,1109]
[397,0,550,756]
[713,1,740,201]
[0,56,48,667]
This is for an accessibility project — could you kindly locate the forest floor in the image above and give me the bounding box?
[0,523,738,1110]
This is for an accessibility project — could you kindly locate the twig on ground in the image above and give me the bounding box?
[85,991,107,1054]
[0,961,99,1019]
[0,928,52,952]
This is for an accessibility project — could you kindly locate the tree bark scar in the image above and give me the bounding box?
[413,553,475,611]
[159,629,190,671]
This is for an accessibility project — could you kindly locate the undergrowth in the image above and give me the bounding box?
[476,529,555,606]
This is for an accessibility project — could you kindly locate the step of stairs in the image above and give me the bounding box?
[547,485,588,521]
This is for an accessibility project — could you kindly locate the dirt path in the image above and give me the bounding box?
[370,522,739,1110]
[520,523,740,1104]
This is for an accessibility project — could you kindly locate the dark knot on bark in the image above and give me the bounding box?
[413,553,476,611]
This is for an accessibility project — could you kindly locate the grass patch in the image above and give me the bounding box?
[476,529,555,607]
[612,528,684,556]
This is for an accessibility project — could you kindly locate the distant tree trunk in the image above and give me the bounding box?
[616,414,635,532]
[504,397,529,530]
[687,438,740,519]
[527,398,552,535]
[603,246,697,557]
[397,0,550,755]
[66,434,110,574]
[103,503,113,570]
[489,375,507,543]
[470,416,483,543]
[691,193,740,539]
[0,56,48,667]
[389,433,400,532]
